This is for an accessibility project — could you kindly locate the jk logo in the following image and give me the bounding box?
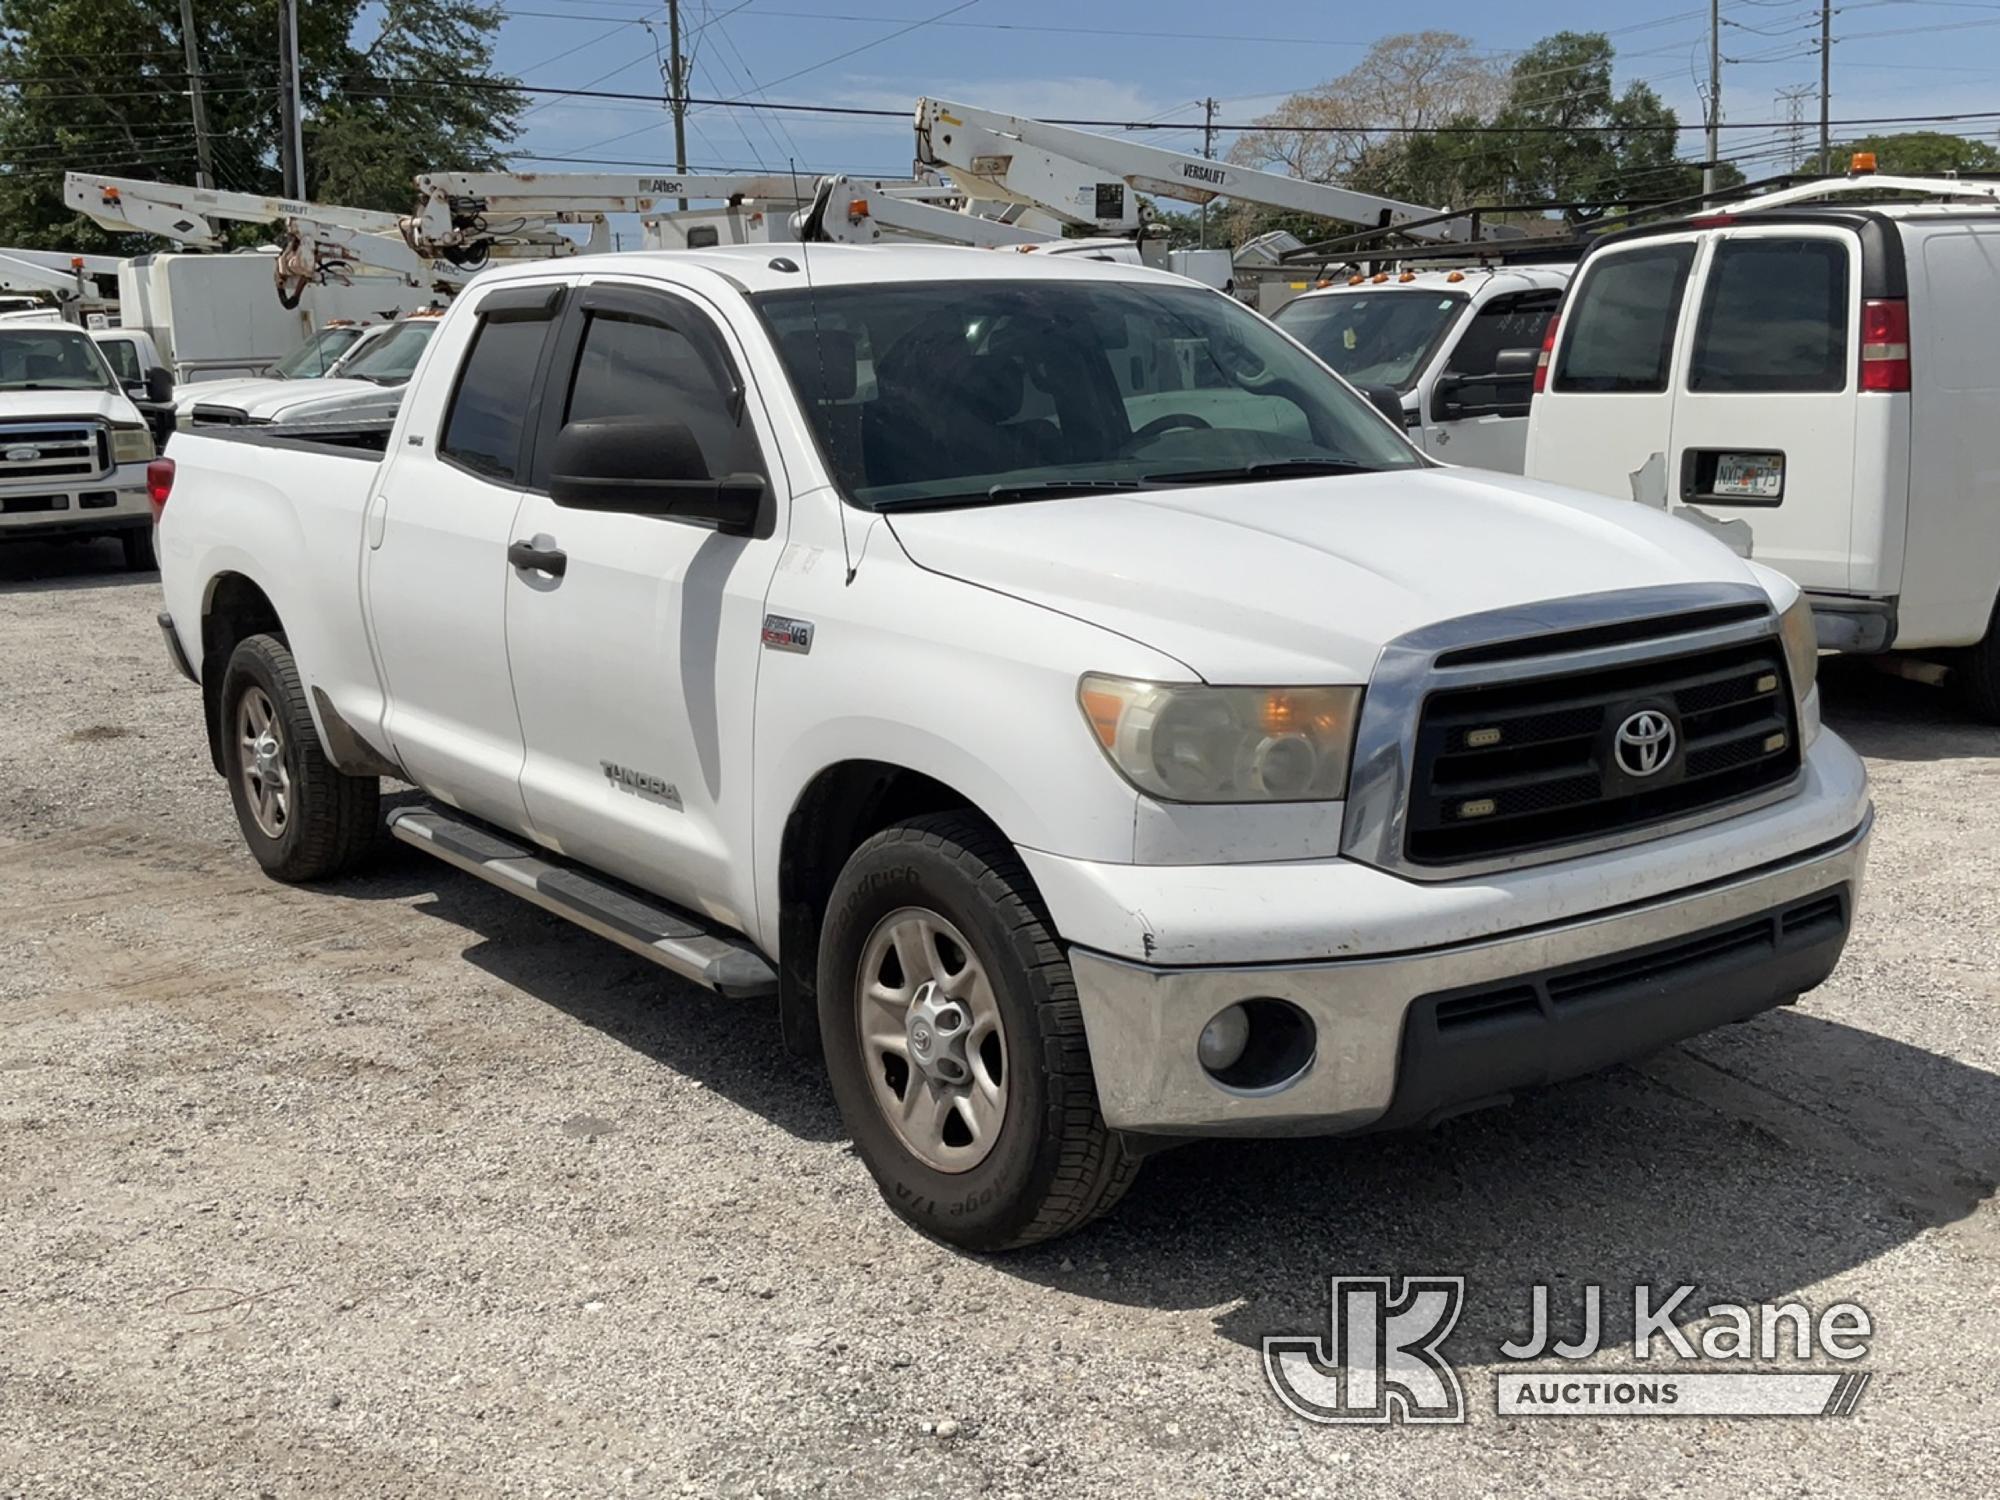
[1263,1277,1466,1424]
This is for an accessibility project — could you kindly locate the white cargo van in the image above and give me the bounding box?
[1524,172,2000,717]
[1273,266,1570,473]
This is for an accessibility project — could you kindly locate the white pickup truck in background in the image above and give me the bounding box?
[155,246,1871,1249]
[1,320,172,569]
[1272,265,1570,473]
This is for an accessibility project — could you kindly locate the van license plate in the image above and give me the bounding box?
[1712,454,1783,498]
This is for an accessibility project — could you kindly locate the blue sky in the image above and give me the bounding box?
[489,0,2000,182]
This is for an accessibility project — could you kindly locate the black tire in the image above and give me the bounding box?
[121,526,156,572]
[818,812,1138,1251]
[1958,601,2000,723]
[219,633,379,881]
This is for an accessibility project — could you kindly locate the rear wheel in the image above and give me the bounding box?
[818,812,1138,1251]
[121,526,156,572]
[219,633,379,881]
[1958,596,2000,723]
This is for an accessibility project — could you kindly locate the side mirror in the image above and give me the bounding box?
[549,416,764,535]
[1354,381,1410,429]
[145,366,174,404]
[1493,347,1539,377]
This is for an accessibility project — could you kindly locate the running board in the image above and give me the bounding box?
[387,805,778,999]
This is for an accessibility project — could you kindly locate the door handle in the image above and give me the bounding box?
[508,538,567,577]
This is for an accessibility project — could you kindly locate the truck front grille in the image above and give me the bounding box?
[0,422,105,481]
[1405,636,1801,866]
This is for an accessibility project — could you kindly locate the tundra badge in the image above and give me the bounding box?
[601,761,682,808]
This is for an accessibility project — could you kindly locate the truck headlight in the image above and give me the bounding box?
[110,425,156,463]
[1079,675,1363,803]
[1778,594,1818,707]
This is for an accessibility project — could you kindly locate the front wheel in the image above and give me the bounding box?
[818,812,1138,1251]
[219,633,379,881]
[121,526,156,572]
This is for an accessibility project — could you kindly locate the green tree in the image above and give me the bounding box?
[0,1,520,250]
[1802,131,2000,177]
[1472,32,1720,216]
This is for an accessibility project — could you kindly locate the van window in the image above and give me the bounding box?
[1688,238,1849,394]
[1553,244,1696,393]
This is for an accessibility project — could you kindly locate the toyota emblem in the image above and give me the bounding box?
[1614,709,1677,778]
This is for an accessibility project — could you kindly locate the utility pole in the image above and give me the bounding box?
[1819,0,1833,172]
[666,0,690,211]
[1704,0,1721,199]
[176,0,216,190]
[277,0,305,198]
[1200,96,1217,249]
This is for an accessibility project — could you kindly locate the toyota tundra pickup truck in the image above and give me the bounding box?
[155,246,1872,1250]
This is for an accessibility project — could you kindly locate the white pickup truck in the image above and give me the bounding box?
[156,246,1872,1249]
[2,320,172,568]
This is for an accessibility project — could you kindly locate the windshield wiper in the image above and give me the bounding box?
[874,478,1146,512]
[1142,458,1380,486]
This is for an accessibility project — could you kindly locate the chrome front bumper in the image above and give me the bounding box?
[1070,810,1872,1137]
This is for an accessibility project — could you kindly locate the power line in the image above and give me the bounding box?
[347,74,2000,133]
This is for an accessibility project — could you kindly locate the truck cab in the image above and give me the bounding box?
[1272,265,1570,474]
[1523,177,2000,717]
[0,321,167,568]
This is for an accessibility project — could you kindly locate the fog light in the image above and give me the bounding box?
[1197,1003,1251,1072]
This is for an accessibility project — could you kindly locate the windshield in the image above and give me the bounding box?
[757,278,1423,510]
[0,326,117,392]
[272,326,366,379]
[339,320,436,384]
[1275,290,1467,393]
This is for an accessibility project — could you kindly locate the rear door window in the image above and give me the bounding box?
[1553,243,1696,393]
[1687,237,1850,393]
[439,313,556,483]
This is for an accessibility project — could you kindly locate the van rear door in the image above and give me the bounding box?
[1665,226,1860,592]
[1526,235,1700,502]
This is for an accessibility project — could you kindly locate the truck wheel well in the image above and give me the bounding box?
[776,761,996,1058]
[199,573,283,774]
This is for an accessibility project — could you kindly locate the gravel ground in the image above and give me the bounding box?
[1,536,1995,1499]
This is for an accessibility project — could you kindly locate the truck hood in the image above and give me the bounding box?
[202,377,386,421]
[0,388,141,426]
[885,468,1769,682]
[176,376,291,415]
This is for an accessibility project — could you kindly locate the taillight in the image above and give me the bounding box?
[1860,298,1910,392]
[146,457,175,519]
[1533,312,1561,395]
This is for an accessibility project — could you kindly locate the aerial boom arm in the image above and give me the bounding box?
[64,173,454,299]
[915,98,1466,243]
